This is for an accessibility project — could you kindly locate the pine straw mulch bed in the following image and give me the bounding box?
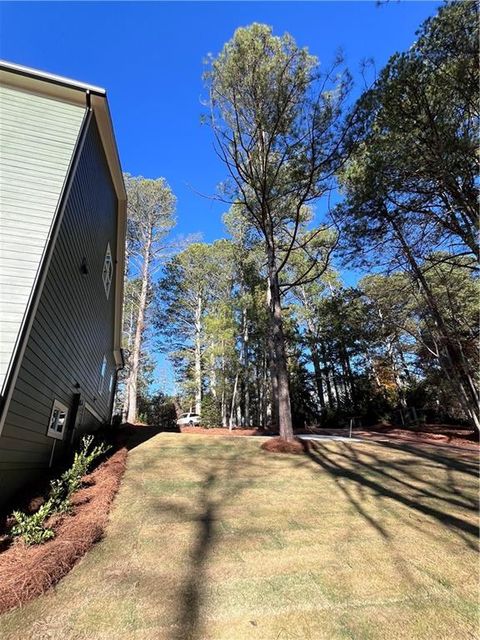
[179,423,478,453]
[305,423,479,451]
[179,426,273,436]
[260,436,306,455]
[0,446,128,614]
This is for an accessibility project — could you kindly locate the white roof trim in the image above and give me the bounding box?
[0,59,106,95]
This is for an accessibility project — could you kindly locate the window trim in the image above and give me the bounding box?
[47,399,69,440]
[102,242,113,299]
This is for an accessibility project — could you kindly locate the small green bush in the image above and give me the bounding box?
[11,435,111,544]
[11,501,55,545]
[48,477,72,513]
[140,393,178,430]
[50,435,111,512]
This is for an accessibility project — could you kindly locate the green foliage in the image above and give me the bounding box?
[48,478,72,514]
[288,358,318,430]
[155,240,239,413]
[124,174,177,263]
[332,1,479,429]
[338,0,478,266]
[139,392,178,430]
[201,393,222,428]
[11,436,111,544]
[49,436,110,513]
[117,173,177,422]
[148,6,478,434]
[11,502,55,546]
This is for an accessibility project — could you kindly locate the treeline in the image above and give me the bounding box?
[152,243,477,431]
[117,2,479,435]
[336,0,478,430]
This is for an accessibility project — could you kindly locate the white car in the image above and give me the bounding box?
[176,412,201,427]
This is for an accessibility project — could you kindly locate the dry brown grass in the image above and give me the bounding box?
[0,433,478,640]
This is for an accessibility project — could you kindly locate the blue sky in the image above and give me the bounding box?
[0,1,440,392]
[1,1,440,246]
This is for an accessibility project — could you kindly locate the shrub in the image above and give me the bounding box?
[201,393,222,428]
[11,501,55,545]
[50,435,110,512]
[11,435,111,544]
[48,478,72,513]
[144,393,178,430]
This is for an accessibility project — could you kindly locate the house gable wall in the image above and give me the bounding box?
[0,84,86,393]
[0,114,119,503]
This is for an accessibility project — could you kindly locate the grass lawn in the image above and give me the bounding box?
[0,433,478,639]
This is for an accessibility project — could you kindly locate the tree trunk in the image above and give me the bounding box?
[386,338,407,408]
[320,341,335,408]
[240,306,250,427]
[210,352,217,399]
[194,294,202,415]
[267,267,294,441]
[332,370,341,408]
[126,230,152,423]
[387,209,479,430]
[267,326,279,429]
[229,371,240,430]
[221,385,227,427]
[310,341,325,410]
[340,341,355,407]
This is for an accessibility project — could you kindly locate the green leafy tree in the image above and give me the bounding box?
[122,175,176,423]
[205,25,349,439]
[337,2,479,430]
[155,241,236,415]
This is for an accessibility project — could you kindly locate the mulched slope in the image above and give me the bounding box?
[180,423,478,451]
[0,447,127,614]
[305,424,478,450]
[261,437,305,454]
[179,426,269,436]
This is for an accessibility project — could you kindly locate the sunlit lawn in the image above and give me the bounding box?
[1,433,478,639]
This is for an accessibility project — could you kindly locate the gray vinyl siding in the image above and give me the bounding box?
[0,84,86,392]
[0,114,118,503]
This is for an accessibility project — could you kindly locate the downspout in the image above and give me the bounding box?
[109,348,125,424]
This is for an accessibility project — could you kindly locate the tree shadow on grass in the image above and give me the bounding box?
[146,443,255,640]
[305,440,479,551]
[113,422,171,451]
[172,471,217,640]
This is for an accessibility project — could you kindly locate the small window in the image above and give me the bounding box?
[108,373,114,393]
[98,355,107,394]
[102,243,113,299]
[47,400,69,440]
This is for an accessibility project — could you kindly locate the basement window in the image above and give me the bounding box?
[102,243,113,299]
[98,356,107,394]
[47,400,69,440]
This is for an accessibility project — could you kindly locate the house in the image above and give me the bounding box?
[0,61,126,505]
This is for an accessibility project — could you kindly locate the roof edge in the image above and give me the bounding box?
[0,59,106,95]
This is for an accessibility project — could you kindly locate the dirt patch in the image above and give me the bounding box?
[179,426,270,437]
[303,424,478,451]
[0,447,127,614]
[261,437,306,455]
